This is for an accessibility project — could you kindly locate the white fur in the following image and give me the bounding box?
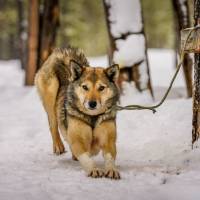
[104,153,116,170]
[78,153,95,173]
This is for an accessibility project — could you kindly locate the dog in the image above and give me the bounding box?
[35,47,120,179]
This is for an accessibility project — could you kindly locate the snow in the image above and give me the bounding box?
[113,34,148,90]
[0,60,23,87]
[105,0,142,37]
[105,0,149,90]
[0,50,200,200]
[113,34,145,67]
[88,55,108,67]
[149,49,187,99]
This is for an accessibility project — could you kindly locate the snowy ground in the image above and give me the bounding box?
[0,49,200,200]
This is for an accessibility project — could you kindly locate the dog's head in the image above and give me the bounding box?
[67,60,120,116]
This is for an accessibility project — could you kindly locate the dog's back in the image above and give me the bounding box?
[35,47,89,154]
[35,47,89,87]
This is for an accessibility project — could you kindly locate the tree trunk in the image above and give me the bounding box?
[38,0,59,68]
[25,0,39,85]
[17,0,27,69]
[9,33,16,59]
[103,0,153,97]
[173,0,193,98]
[25,0,59,85]
[192,0,200,144]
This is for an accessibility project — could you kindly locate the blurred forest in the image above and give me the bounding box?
[0,0,187,60]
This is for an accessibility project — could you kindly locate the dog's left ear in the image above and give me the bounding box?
[69,59,83,81]
[105,64,119,81]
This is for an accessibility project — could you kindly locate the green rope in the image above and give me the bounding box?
[117,27,197,113]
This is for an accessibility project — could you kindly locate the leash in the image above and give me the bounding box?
[116,26,198,113]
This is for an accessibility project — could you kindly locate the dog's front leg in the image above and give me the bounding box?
[94,120,120,179]
[67,117,104,178]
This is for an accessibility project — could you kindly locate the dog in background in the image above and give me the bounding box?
[35,47,120,179]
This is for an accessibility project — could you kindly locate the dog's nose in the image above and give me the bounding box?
[88,101,97,109]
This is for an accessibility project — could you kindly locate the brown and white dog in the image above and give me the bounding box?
[35,47,120,179]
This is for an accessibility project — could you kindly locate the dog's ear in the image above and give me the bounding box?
[105,64,119,81]
[69,59,83,81]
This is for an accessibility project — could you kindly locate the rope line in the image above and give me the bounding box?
[116,27,197,113]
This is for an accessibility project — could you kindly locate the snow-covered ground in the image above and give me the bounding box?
[0,49,200,200]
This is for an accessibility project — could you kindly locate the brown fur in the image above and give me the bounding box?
[35,47,120,179]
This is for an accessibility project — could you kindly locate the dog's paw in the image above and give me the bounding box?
[53,140,65,155]
[105,169,121,180]
[88,168,104,178]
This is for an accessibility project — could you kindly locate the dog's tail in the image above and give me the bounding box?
[35,46,89,94]
[36,47,89,85]
[52,47,89,68]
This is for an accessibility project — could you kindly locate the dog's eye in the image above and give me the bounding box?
[98,85,105,91]
[82,85,88,91]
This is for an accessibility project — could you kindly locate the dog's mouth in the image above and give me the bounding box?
[87,107,96,110]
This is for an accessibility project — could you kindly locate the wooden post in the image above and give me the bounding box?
[25,0,39,85]
[192,0,200,144]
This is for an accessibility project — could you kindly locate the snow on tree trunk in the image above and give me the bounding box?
[25,0,39,85]
[38,0,59,67]
[192,0,200,144]
[173,0,193,98]
[103,0,153,96]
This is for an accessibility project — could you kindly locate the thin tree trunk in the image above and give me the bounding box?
[192,0,200,144]
[25,0,39,85]
[103,0,153,97]
[9,33,16,59]
[38,0,59,68]
[17,0,27,69]
[172,0,193,98]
